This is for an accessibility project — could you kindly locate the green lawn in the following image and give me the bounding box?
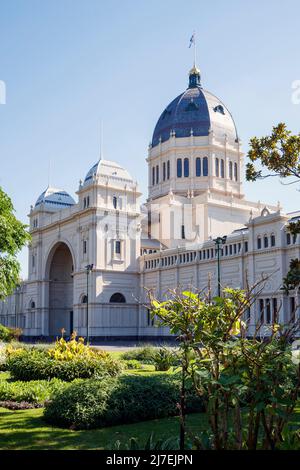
[0,407,205,450]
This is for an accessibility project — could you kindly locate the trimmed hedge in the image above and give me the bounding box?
[0,376,68,404]
[44,374,204,429]
[7,349,122,381]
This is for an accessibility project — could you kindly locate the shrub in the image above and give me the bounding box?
[120,346,157,363]
[0,377,67,404]
[123,359,142,370]
[44,378,114,429]
[0,342,7,371]
[6,347,122,381]
[0,324,22,342]
[121,345,179,365]
[152,347,176,371]
[44,374,204,429]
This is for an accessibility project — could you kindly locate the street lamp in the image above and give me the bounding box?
[85,264,94,343]
[213,236,227,297]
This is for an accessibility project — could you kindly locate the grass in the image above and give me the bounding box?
[0,407,206,450]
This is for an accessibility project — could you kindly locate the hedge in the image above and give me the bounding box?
[44,374,204,429]
[7,349,122,381]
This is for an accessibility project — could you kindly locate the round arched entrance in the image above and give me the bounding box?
[46,242,74,337]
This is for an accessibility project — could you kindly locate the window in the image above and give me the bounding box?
[87,196,90,207]
[115,240,121,254]
[273,298,278,323]
[203,157,208,176]
[163,162,166,181]
[167,160,170,179]
[229,161,233,180]
[113,196,117,209]
[81,295,88,304]
[229,245,232,255]
[215,158,219,177]
[221,159,225,178]
[156,165,159,184]
[110,293,126,303]
[286,233,291,245]
[259,299,264,323]
[181,225,185,239]
[257,237,261,249]
[245,307,251,322]
[32,255,35,268]
[196,157,201,176]
[152,167,155,186]
[147,308,154,326]
[264,236,268,248]
[83,240,87,254]
[234,162,238,181]
[177,159,182,178]
[184,158,189,177]
[266,299,271,323]
[290,297,296,322]
[30,301,35,309]
[293,233,297,244]
[271,234,275,247]
[244,241,248,252]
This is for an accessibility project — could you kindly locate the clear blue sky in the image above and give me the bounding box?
[1,0,300,278]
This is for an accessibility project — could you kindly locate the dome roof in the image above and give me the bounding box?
[34,186,75,210]
[152,68,238,147]
[83,159,134,186]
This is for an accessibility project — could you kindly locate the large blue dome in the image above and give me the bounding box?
[152,67,238,147]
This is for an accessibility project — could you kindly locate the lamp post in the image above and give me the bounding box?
[213,236,227,297]
[85,264,94,343]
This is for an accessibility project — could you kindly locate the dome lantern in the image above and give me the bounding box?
[188,65,201,88]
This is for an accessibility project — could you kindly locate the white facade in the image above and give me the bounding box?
[1,65,299,339]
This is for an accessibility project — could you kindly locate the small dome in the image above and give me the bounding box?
[83,159,134,187]
[151,68,238,147]
[35,187,75,210]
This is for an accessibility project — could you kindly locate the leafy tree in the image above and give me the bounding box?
[0,187,30,299]
[246,122,300,183]
[150,287,300,450]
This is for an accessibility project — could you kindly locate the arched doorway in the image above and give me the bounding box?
[47,242,74,337]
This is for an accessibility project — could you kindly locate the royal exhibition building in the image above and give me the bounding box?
[1,63,299,340]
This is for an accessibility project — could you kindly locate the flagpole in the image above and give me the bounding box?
[193,31,196,67]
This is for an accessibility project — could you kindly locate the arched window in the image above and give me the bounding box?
[177,158,182,178]
[195,157,201,176]
[81,295,88,304]
[264,235,268,248]
[257,236,261,249]
[184,158,189,177]
[203,157,208,176]
[229,161,233,180]
[152,167,155,186]
[115,240,121,254]
[113,196,117,209]
[30,301,35,309]
[110,293,126,303]
[167,160,170,179]
[234,162,238,181]
[221,159,225,178]
[163,162,166,181]
[215,158,219,177]
[156,165,159,184]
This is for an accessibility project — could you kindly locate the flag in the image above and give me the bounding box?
[189,33,195,48]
